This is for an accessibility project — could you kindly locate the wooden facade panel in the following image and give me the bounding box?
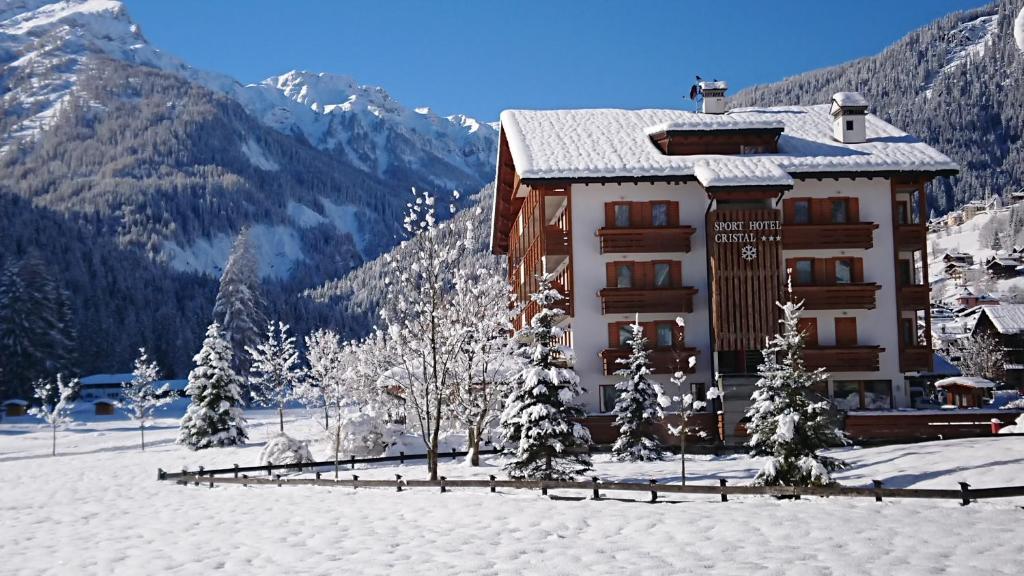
[597,226,695,253]
[781,223,877,250]
[803,346,884,372]
[599,287,697,315]
[791,284,880,310]
[599,347,699,376]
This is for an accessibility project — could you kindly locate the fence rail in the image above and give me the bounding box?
[161,469,1024,506]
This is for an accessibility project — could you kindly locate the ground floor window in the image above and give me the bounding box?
[832,380,893,411]
[600,384,621,413]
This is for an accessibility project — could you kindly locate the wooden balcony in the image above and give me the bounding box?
[600,347,699,376]
[522,280,573,322]
[598,287,697,315]
[803,346,884,372]
[900,346,933,372]
[791,283,880,310]
[895,224,927,250]
[782,223,878,250]
[898,284,930,310]
[597,226,695,254]
[544,225,570,256]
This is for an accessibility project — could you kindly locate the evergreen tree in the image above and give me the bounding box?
[122,348,173,451]
[611,318,670,462]
[213,228,265,377]
[178,322,248,450]
[746,291,847,487]
[499,275,592,481]
[246,321,304,433]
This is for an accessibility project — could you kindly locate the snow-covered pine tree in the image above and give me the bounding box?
[611,318,671,462]
[499,275,592,480]
[746,289,846,487]
[28,373,79,456]
[246,321,304,433]
[178,322,248,450]
[122,348,173,451]
[212,227,265,377]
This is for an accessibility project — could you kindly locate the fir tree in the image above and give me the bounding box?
[122,348,173,451]
[28,373,79,456]
[746,290,846,487]
[499,275,592,481]
[178,322,248,450]
[246,321,304,433]
[213,228,265,377]
[611,318,670,462]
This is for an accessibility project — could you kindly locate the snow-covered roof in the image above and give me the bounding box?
[955,287,975,298]
[499,106,958,181]
[978,304,1024,334]
[831,91,869,108]
[79,373,134,385]
[935,376,997,389]
[699,80,728,90]
[2,399,28,406]
[693,157,793,188]
[645,118,784,134]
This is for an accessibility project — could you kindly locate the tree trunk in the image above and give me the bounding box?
[680,418,687,486]
[427,448,438,481]
[324,405,330,430]
[140,423,146,452]
[333,420,341,479]
[51,424,56,456]
[468,426,481,467]
[278,405,284,434]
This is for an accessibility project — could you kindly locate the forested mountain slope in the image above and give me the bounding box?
[731,0,1024,214]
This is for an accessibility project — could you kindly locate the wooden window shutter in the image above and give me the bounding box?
[640,202,653,227]
[670,261,682,287]
[812,199,829,224]
[785,258,796,274]
[782,199,795,224]
[642,322,656,344]
[604,203,615,228]
[813,258,831,285]
[608,323,619,348]
[635,262,650,289]
[606,262,616,287]
[797,318,818,347]
[848,197,860,223]
[629,202,643,227]
[673,322,685,344]
[853,258,864,283]
[835,317,858,347]
[668,201,680,226]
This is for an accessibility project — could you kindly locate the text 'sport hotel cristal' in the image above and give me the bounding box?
[489,83,958,441]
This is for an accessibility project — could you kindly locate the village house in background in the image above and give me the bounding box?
[490,84,959,441]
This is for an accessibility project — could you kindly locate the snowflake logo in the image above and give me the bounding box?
[740,244,758,261]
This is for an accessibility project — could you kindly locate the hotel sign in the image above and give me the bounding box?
[713,219,782,244]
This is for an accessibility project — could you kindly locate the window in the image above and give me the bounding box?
[831,199,849,224]
[863,381,893,410]
[833,381,861,411]
[793,200,811,224]
[652,203,669,227]
[832,380,894,411]
[616,264,633,288]
[901,318,916,346]
[897,260,913,286]
[845,120,854,131]
[600,385,621,413]
[793,260,814,285]
[896,202,909,225]
[691,383,707,407]
[656,324,674,348]
[654,263,671,288]
[835,259,853,284]
[618,325,634,349]
[614,204,631,228]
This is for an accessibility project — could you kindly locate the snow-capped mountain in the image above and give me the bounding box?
[0,0,497,377]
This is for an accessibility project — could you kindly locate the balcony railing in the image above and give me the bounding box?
[895,224,927,250]
[598,287,697,315]
[898,284,930,310]
[544,225,570,256]
[803,346,884,372]
[900,346,933,372]
[600,347,699,376]
[791,283,880,310]
[597,226,695,254]
[782,223,878,250]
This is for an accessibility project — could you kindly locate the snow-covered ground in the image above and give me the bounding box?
[2,409,1023,575]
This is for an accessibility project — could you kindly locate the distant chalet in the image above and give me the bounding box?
[490,83,958,440]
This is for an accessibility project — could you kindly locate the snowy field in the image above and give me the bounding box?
[2,408,1024,575]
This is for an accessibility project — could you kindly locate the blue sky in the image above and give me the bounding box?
[125,0,989,121]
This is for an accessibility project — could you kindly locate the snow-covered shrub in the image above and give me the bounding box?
[258,433,314,467]
[329,411,400,458]
[746,287,847,487]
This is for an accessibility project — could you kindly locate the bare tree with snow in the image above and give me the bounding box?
[246,321,304,433]
[666,317,719,484]
[951,331,1007,384]
[121,348,173,451]
[28,373,79,456]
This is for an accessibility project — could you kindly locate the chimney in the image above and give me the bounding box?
[699,80,727,114]
[830,92,868,144]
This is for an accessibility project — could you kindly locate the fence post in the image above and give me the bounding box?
[275,474,282,488]
[208,475,214,489]
[350,455,356,470]
[233,464,239,479]
[157,468,164,481]
[591,476,601,500]
[649,479,658,503]
[489,475,496,493]
[196,466,204,487]
[400,451,405,464]
[958,482,971,506]
[242,474,249,488]
[352,474,359,490]
[396,474,403,492]
[452,447,457,461]
[267,461,273,477]
[719,478,728,502]
[440,476,447,493]
[315,471,321,481]
[541,482,548,496]
[872,479,883,503]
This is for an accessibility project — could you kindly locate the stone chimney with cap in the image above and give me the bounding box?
[700,80,728,114]
[830,91,868,144]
